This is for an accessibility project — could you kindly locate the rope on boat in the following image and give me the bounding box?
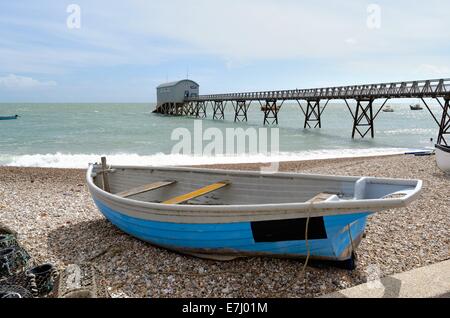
[347,223,356,255]
[302,214,311,294]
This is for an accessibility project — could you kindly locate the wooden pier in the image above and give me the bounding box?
[154,78,450,144]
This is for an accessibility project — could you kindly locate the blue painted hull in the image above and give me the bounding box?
[93,198,370,261]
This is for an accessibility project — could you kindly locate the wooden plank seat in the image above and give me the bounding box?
[307,192,336,203]
[163,181,231,205]
[116,181,176,198]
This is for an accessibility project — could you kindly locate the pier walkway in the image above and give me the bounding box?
[154,78,450,144]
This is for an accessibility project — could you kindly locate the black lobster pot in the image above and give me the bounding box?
[26,263,58,296]
[0,285,33,298]
[0,247,30,277]
[0,234,19,249]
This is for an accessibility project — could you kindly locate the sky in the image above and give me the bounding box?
[0,0,449,102]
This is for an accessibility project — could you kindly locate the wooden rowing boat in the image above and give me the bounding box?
[86,158,422,269]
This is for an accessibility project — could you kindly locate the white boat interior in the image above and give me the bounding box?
[91,165,421,207]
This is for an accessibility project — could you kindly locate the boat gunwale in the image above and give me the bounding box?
[435,144,450,153]
[86,164,423,216]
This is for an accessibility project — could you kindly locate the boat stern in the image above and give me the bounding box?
[435,144,450,173]
[324,213,370,261]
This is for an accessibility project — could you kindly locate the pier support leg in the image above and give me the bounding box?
[169,103,176,116]
[184,102,196,116]
[181,103,188,116]
[163,103,169,115]
[173,103,178,116]
[195,101,207,119]
[437,98,450,145]
[233,100,249,122]
[175,103,183,116]
[347,99,375,139]
[213,101,226,120]
[304,100,322,128]
[262,100,283,125]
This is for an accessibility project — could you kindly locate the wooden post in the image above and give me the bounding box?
[101,157,111,193]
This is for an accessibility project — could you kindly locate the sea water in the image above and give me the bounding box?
[0,102,439,168]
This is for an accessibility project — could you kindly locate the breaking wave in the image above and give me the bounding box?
[0,148,411,169]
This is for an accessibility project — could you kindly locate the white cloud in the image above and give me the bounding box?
[128,0,450,60]
[345,38,358,45]
[416,64,450,77]
[0,74,57,90]
[1,0,450,94]
[6,0,450,73]
[130,0,358,59]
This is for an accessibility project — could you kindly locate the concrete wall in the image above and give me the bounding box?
[322,260,450,298]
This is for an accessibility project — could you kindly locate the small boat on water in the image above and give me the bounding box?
[383,106,394,113]
[435,144,450,173]
[410,104,423,111]
[0,115,19,120]
[87,158,422,269]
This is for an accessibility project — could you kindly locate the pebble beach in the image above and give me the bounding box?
[0,154,449,298]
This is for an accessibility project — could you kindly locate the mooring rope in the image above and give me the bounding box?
[302,214,311,295]
[347,223,356,255]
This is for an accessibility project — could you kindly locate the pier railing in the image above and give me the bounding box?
[186,78,450,102]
